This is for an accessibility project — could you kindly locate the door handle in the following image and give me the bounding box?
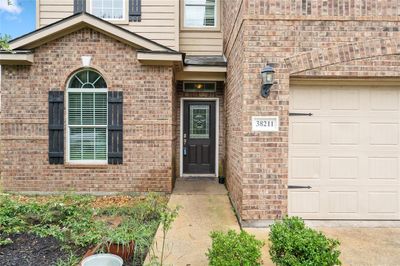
[288,185,312,189]
[183,147,187,156]
[289,112,313,116]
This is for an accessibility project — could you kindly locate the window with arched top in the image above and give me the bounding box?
[67,70,108,163]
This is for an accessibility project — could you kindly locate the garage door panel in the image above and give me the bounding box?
[329,88,360,110]
[289,191,320,214]
[330,122,360,144]
[291,122,321,144]
[329,157,359,180]
[368,192,398,214]
[370,123,399,145]
[368,158,399,180]
[291,86,321,110]
[291,157,321,179]
[289,83,400,220]
[327,191,359,214]
[370,89,399,111]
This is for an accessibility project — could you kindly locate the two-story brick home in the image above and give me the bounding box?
[1,0,400,226]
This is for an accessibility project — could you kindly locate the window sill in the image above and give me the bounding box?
[181,26,221,32]
[64,164,108,169]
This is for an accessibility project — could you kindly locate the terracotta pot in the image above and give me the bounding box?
[106,241,135,261]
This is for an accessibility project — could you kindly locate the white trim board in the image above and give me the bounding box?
[179,98,219,178]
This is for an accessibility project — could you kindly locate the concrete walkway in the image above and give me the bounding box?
[147,178,240,265]
[148,179,400,265]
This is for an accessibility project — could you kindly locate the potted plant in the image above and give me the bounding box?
[103,224,135,262]
[218,161,225,184]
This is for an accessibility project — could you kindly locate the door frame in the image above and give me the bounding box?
[180,98,219,177]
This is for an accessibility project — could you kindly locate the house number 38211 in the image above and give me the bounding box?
[252,116,279,132]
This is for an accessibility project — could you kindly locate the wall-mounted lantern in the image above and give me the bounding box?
[261,65,275,98]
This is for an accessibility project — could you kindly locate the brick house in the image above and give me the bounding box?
[1,0,400,226]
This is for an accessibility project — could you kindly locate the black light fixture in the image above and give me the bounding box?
[261,65,275,98]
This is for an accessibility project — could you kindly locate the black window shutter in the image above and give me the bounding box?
[48,91,64,164]
[74,0,86,13]
[129,0,141,22]
[108,91,123,164]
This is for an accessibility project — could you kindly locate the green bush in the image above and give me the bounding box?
[269,217,341,266]
[206,230,264,266]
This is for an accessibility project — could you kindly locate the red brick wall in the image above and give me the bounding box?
[1,28,175,193]
[224,1,400,224]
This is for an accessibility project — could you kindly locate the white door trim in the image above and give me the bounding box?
[180,97,219,177]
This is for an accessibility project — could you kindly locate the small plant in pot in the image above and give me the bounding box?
[102,224,135,262]
[218,161,225,184]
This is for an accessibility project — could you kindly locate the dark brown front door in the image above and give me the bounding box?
[183,101,216,174]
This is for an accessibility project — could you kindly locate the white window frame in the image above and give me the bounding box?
[66,71,108,165]
[183,0,218,28]
[89,0,126,21]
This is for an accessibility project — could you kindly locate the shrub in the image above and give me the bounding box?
[269,217,341,266]
[206,230,264,266]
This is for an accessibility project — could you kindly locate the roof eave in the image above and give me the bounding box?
[0,52,34,65]
[9,12,175,52]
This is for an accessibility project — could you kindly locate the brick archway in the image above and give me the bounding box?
[284,38,400,75]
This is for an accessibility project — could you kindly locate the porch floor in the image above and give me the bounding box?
[146,178,240,265]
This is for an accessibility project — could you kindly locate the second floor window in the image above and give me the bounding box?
[184,0,216,28]
[91,0,125,20]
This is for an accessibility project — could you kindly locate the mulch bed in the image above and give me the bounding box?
[0,233,83,266]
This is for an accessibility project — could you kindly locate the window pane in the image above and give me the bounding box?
[82,93,95,125]
[184,5,215,27]
[69,128,107,161]
[89,71,100,84]
[75,71,88,84]
[91,0,124,20]
[69,93,82,125]
[113,0,123,8]
[190,105,209,139]
[94,76,107,88]
[92,8,102,17]
[92,0,102,7]
[113,8,123,19]
[184,82,216,92]
[95,128,107,160]
[103,0,113,9]
[95,93,107,125]
[69,77,82,88]
[70,128,83,160]
[82,128,95,160]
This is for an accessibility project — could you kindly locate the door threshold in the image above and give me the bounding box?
[181,174,217,178]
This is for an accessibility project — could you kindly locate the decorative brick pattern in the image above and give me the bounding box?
[248,0,400,18]
[1,28,175,193]
[285,37,400,74]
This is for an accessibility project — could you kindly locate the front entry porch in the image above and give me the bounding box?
[175,81,225,178]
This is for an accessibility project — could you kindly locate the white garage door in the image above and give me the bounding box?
[289,81,400,220]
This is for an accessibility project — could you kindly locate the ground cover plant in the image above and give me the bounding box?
[269,216,341,266]
[0,192,169,266]
[206,229,264,266]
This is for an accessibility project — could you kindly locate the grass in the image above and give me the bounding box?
[0,192,169,266]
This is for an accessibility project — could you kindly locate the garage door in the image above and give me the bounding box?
[289,81,400,220]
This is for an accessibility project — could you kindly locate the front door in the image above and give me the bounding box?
[183,101,216,174]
